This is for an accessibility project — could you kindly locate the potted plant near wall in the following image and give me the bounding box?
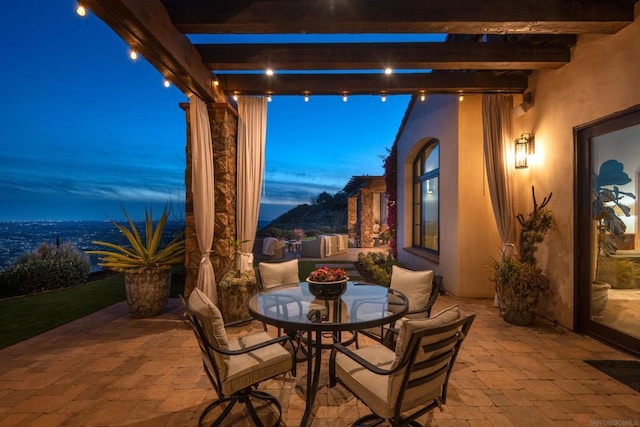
[88,205,185,317]
[591,159,636,317]
[491,187,553,326]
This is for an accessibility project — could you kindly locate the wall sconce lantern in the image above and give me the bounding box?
[515,133,533,169]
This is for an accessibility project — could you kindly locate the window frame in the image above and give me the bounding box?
[412,140,440,254]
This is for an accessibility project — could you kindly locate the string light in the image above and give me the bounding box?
[76,4,86,16]
[384,68,393,75]
[232,94,238,101]
[163,79,171,88]
[304,95,309,102]
[459,94,464,102]
[129,49,138,61]
[381,93,387,102]
[420,93,426,102]
[265,68,274,76]
[342,93,348,102]
[213,80,219,86]
[267,95,272,102]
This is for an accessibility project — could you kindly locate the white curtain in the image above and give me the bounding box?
[482,94,516,252]
[236,96,267,272]
[189,95,217,303]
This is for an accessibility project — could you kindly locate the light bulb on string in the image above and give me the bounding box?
[267,95,272,102]
[342,94,348,102]
[458,94,464,102]
[420,93,426,102]
[304,95,309,103]
[129,49,138,61]
[76,4,86,16]
[163,79,171,88]
[381,94,387,102]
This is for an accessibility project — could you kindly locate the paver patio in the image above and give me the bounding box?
[0,282,638,426]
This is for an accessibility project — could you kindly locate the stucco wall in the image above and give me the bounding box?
[516,11,640,328]
[457,95,502,297]
[396,95,499,296]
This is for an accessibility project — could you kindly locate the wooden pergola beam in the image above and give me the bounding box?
[196,41,571,71]
[162,0,634,35]
[84,0,223,102]
[217,71,529,96]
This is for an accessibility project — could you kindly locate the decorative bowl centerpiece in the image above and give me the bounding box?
[306,266,349,300]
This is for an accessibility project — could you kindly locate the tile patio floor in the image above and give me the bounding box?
[1,284,639,426]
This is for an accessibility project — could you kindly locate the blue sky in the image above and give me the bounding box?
[0,2,411,221]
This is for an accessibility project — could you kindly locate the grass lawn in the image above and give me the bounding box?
[0,262,364,350]
[0,269,186,350]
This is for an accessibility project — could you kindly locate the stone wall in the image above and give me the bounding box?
[182,102,238,299]
[360,188,374,248]
[347,197,357,241]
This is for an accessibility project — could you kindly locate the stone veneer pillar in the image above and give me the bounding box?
[360,188,374,248]
[347,197,357,242]
[182,101,238,299]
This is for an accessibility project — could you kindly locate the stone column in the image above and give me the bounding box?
[360,188,375,248]
[182,101,238,299]
[348,196,357,241]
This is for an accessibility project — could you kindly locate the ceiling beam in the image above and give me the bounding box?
[84,0,223,102]
[217,72,529,96]
[162,0,634,35]
[196,41,571,71]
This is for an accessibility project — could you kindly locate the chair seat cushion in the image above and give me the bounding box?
[222,331,292,395]
[335,344,396,418]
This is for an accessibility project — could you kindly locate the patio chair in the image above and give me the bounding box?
[355,268,443,348]
[329,306,475,427]
[182,289,296,427]
[255,259,304,336]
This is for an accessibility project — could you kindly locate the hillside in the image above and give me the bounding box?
[261,191,348,234]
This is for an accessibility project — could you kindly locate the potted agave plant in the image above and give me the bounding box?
[88,205,185,317]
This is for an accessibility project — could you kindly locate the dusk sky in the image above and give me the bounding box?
[0,2,414,222]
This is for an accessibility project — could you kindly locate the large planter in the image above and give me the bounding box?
[124,269,171,317]
[496,280,542,326]
[218,271,258,325]
[591,281,611,318]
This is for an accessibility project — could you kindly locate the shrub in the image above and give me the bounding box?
[259,227,284,238]
[357,251,398,286]
[597,257,640,289]
[0,242,91,298]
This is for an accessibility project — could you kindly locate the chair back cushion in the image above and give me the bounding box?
[259,259,299,289]
[391,305,460,368]
[390,266,433,312]
[389,306,463,411]
[188,288,229,350]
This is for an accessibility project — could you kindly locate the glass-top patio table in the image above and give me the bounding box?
[248,281,408,427]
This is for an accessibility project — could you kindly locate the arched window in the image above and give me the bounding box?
[412,141,439,252]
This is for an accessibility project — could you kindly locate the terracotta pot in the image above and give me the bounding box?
[124,269,171,317]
